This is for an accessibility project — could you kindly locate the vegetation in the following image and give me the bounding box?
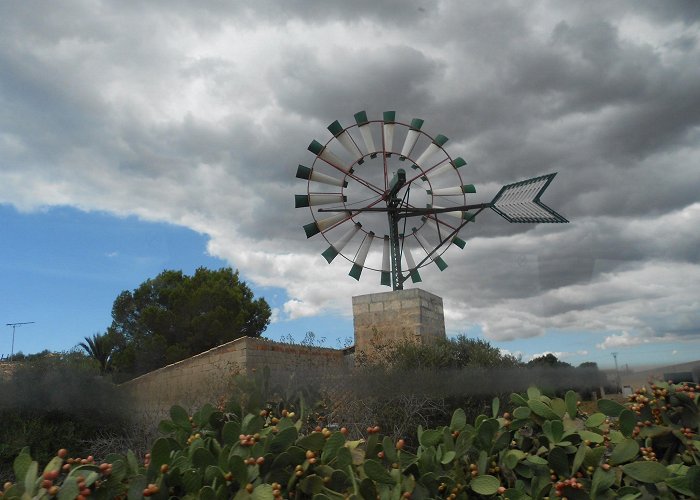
[78,334,114,375]
[339,336,612,440]
[3,372,698,499]
[379,336,521,371]
[0,353,128,482]
[106,267,271,379]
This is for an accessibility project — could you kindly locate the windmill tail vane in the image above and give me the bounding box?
[488,173,569,224]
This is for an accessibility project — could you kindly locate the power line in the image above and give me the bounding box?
[5,322,35,361]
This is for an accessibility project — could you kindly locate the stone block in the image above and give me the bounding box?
[353,303,369,315]
[352,294,372,305]
[400,298,421,310]
[369,302,384,312]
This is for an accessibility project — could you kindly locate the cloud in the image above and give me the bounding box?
[1,1,699,350]
[597,331,650,350]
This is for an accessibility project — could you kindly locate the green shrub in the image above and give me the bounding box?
[4,378,699,499]
[0,355,128,481]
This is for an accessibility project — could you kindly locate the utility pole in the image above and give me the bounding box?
[612,352,621,393]
[5,322,35,361]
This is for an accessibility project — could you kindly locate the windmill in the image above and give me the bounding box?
[295,110,567,290]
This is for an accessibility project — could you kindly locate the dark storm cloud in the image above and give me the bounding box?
[131,0,438,27]
[635,0,700,24]
[268,45,442,126]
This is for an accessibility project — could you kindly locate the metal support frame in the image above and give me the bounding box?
[387,169,407,290]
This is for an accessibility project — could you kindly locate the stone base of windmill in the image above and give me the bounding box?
[352,288,446,359]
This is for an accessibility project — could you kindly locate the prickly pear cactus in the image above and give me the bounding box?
[2,381,698,499]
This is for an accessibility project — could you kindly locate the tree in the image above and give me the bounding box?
[108,267,271,377]
[527,353,572,369]
[578,361,598,369]
[78,333,114,374]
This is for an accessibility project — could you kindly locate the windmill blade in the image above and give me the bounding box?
[426,203,477,222]
[490,173,569,223]
[349,231,375,280]
[303,211,351,238]
[402,239,422,283]
[296,165,348,187]
[411,134,449,171]
[354,111,377,158]
[308,140,351,173]
[327,120,364,164]
[382,111,395,157]
[420,157,466,182]
[381,235,391,286]
[421,216,467,249]
[413,227,447,271]
[427,184,476,196]
[295,193,347,208]
[322,222,362,263]
[400,118,424,160]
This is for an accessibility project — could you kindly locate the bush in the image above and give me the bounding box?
[3,378,698,499]
[339,337,612,441]
[0,354,128,481]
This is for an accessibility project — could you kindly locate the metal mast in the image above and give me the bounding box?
[5,321,35,361]
[387,169,407,290]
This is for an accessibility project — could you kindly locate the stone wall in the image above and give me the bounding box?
[122,289,447,414]
[352,288,446,355]
[121,336,347,414]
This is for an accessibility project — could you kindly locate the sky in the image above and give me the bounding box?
[1,1,699,370]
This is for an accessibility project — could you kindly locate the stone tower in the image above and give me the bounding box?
[352,288,446,356]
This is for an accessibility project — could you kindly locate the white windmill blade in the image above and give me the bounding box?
[400,118,424,160]
[322,222,362,263]
[490,173,569,223]
[303,211,352,238]
[382,111,395,157]
[308,139,351,173]
[402,239,422,284]
[412,134,448,170]
[413,228,448,271]
[421,216,467,249]
[296,165,348,188]
[349,231,375,280]
[420,157,466,182]
[354,111,378,158]
[327,120,364,165]
[426,203,477,222]
[381,235,391,286]
[295,193,347,208]
[427,184,476,196]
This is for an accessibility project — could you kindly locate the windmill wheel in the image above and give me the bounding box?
[295,111,476,288]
